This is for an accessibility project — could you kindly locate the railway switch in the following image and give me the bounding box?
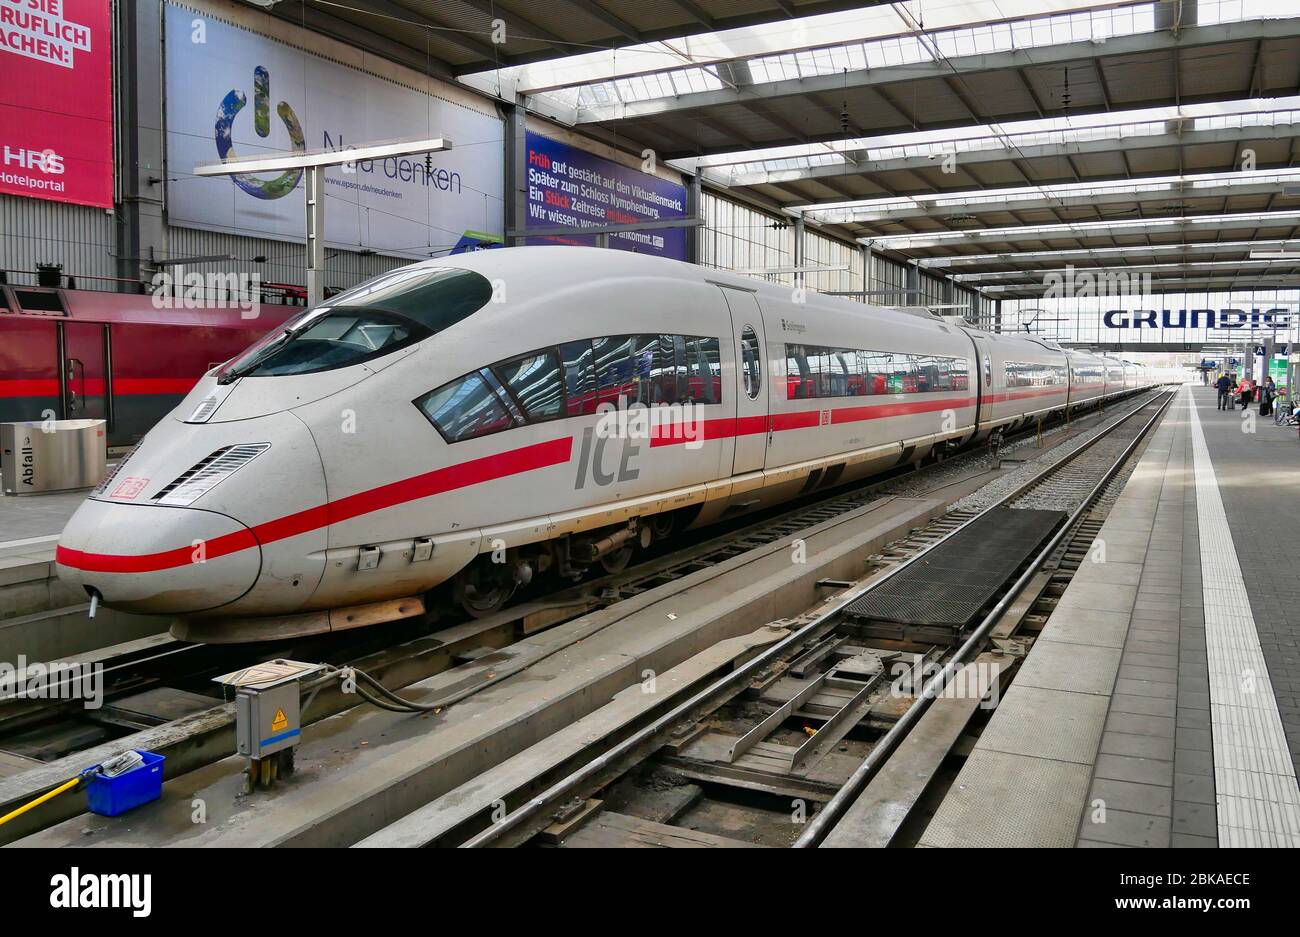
[215,660,324,793]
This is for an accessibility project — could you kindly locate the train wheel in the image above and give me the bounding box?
[452,564,516,618]
[650,513,675,541]
[599,544,634,575]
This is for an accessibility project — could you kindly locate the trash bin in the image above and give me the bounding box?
[1,419,107,495]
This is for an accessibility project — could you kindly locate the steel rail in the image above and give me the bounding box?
[462,389,1173,848]
[3,391,1143,730]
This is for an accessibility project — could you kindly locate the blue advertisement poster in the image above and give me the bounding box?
[524,131,687,260]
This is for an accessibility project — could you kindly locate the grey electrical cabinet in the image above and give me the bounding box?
[235,680,301,760]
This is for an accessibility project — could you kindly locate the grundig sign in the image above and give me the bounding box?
[1103,308,1294,330]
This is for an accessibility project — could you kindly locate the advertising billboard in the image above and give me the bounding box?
[1004,294,1300,348]
[524,130,687,261]
[0,0,113,208]
[164,5,504,257]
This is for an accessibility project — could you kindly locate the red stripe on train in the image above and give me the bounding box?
[831,396,976,424]
[0,379,59,398]
[981,387,1070,404]
[651,397,977,444]
[55,436,574,573]
[57,378,1109,575]
[0,377,198,398]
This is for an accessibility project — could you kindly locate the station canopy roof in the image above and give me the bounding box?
[276,0,1300,298]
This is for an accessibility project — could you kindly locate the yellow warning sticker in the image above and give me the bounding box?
[271,708,288,733]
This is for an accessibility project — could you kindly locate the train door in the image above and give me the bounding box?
[962,330,988,438]
[716,286,769,475]
[60,321,108,423]
[0,317,59,424]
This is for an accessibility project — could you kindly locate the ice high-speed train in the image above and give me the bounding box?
[55,248,1155,642]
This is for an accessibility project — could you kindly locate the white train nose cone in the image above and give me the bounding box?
[56,499,261,615]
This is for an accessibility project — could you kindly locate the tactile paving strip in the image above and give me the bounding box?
[1187,390,1300,847]
[845,506,1064,629]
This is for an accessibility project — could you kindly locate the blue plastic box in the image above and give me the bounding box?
[86,751,165,817]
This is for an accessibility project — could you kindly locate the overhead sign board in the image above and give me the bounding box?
[1008,296,1300,347]
[164,4,504,257]
[524,130,687,260]
[0,0,113,208]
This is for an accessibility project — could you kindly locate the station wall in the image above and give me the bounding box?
[0,0,900,313]
[0,194,116,287]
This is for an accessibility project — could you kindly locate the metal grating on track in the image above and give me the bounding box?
[845,507,1065,630]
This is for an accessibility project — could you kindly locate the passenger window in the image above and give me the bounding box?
[863,352,887,395]
[559,339,595,416]
[654,335,687,403]
[593,335,636,407]
[885,355,909,394]
[832,348,852,397]
[915,355,936,393]
[495,349,564,421]
[952,358,970,391]
[787,345,813,400]
[739,326,761,400]
[684,336,721,404]
[415,371,517,442]
[630,334,660,405]
[844,349,866,396]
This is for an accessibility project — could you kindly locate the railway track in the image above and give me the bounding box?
[0,392,1168,849]
[428,390,1174,848]
[0,392,1155,766]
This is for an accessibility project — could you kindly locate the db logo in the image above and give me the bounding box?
[2,146,64,175]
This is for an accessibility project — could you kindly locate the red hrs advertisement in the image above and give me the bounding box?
[0,0,113,208]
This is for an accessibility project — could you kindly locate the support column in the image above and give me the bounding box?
[114,0,168,292]
[503,102,528,247]
[686,174,702,265]
[1155,0,1197,29]
[305,166,326,306]
[792,216,804,291]
[859,242,872,304]
[906,259,920,305]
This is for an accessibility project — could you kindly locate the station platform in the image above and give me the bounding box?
[0,487,85,558]
[0,476,164,664]
[916,385,1300,848]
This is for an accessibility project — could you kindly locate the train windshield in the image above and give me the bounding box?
[215,266,493,382]
[323,266,494,331]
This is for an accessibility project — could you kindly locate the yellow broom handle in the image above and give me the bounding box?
[0,776,82,827]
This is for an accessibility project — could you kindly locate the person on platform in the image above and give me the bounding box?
[1260,376,1276,417]
[1215,372,1232,410]
[1239,376,1255,410]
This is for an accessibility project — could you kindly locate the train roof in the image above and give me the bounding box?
[413,246,976,330]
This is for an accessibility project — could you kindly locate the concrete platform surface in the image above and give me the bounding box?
[0,488,89,553]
